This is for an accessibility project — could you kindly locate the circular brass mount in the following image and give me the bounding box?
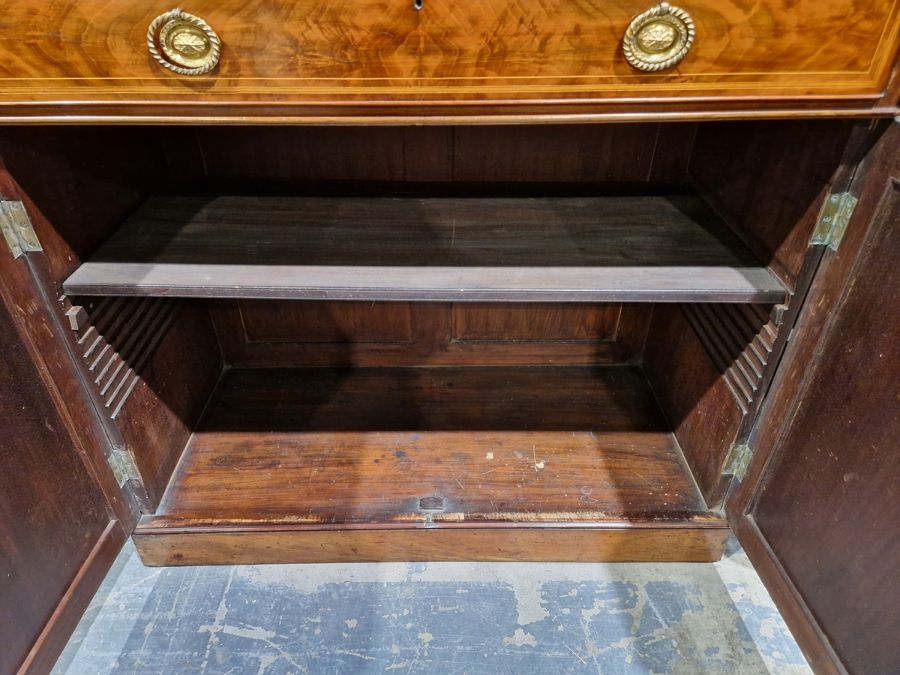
[623,3,695,72]
[147,8,221,76]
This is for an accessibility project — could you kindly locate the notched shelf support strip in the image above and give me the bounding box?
[683,302,782,414]
[63,295,182,419]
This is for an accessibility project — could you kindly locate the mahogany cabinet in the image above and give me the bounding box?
[0,2,898,673]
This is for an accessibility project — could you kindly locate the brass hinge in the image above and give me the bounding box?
[811,192,858,251]
[107,445,142,488]
[0,200,42,259]
[723,442,753,482]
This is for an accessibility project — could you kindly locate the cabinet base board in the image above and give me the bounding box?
[132,524,730,566]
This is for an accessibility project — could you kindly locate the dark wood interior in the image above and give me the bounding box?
[63,194,785,302]
[689,119,858,292]
[0,280,120,675]
[136,366,725,542]
[0,121,852,567]
[736,125,900,675]
[210,301,651,368]
[1,0,898,667]
[134,364,730,565]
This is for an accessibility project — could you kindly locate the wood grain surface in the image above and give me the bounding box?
[0,0,897,121]
[141,365,711,526]
[644,304,745,505]
[63,194,786,302]
[690,119,857,289]
[133,365,728,563]
[134,527,730,565]
[747,126,900,675]
[172,124,697,187]
[0,269,121,675]
[109,303,223,508]
[211,301,651,368]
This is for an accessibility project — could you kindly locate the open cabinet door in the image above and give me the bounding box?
[727,121,900,675]
[0,212,138,672]
[0,131,225,673]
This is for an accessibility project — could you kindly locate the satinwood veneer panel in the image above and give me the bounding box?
[1,0,898,121]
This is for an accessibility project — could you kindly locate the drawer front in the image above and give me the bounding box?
[0,0,898,119]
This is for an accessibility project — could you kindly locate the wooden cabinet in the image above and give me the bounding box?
[0,3,898,673]
[0,0,898,120]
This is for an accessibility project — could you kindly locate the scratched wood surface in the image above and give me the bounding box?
[0,0,897,121]
[133,527,730,565]
[138,366,715,529]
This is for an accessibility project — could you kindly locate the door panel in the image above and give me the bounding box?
[753,157,900,675]
[0,186,135,672]
[730,123,900,674]
[0,286,125,674]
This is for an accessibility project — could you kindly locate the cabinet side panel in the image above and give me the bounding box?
[0,131,224,511]
[0,128,168,282]
[689,120,854,290]
[111,304,223,508]
[643,305,744,504]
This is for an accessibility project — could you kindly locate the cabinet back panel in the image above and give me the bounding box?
[212,301,650,367]
[162,124,678,369]
[452,303,621,342]
[163,124,695,188]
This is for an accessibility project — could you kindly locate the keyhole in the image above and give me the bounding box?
[413,0,424,10]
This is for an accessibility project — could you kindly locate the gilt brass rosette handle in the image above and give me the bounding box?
[147,8,221,76]
[623,2,695,72]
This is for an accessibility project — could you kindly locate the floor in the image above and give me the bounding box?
[54,537,810,675]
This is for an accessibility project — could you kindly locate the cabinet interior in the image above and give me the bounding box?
[0,120,856,564]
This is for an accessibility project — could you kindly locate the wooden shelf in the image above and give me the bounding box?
[65,195,785,303]
[133,366,729,565]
